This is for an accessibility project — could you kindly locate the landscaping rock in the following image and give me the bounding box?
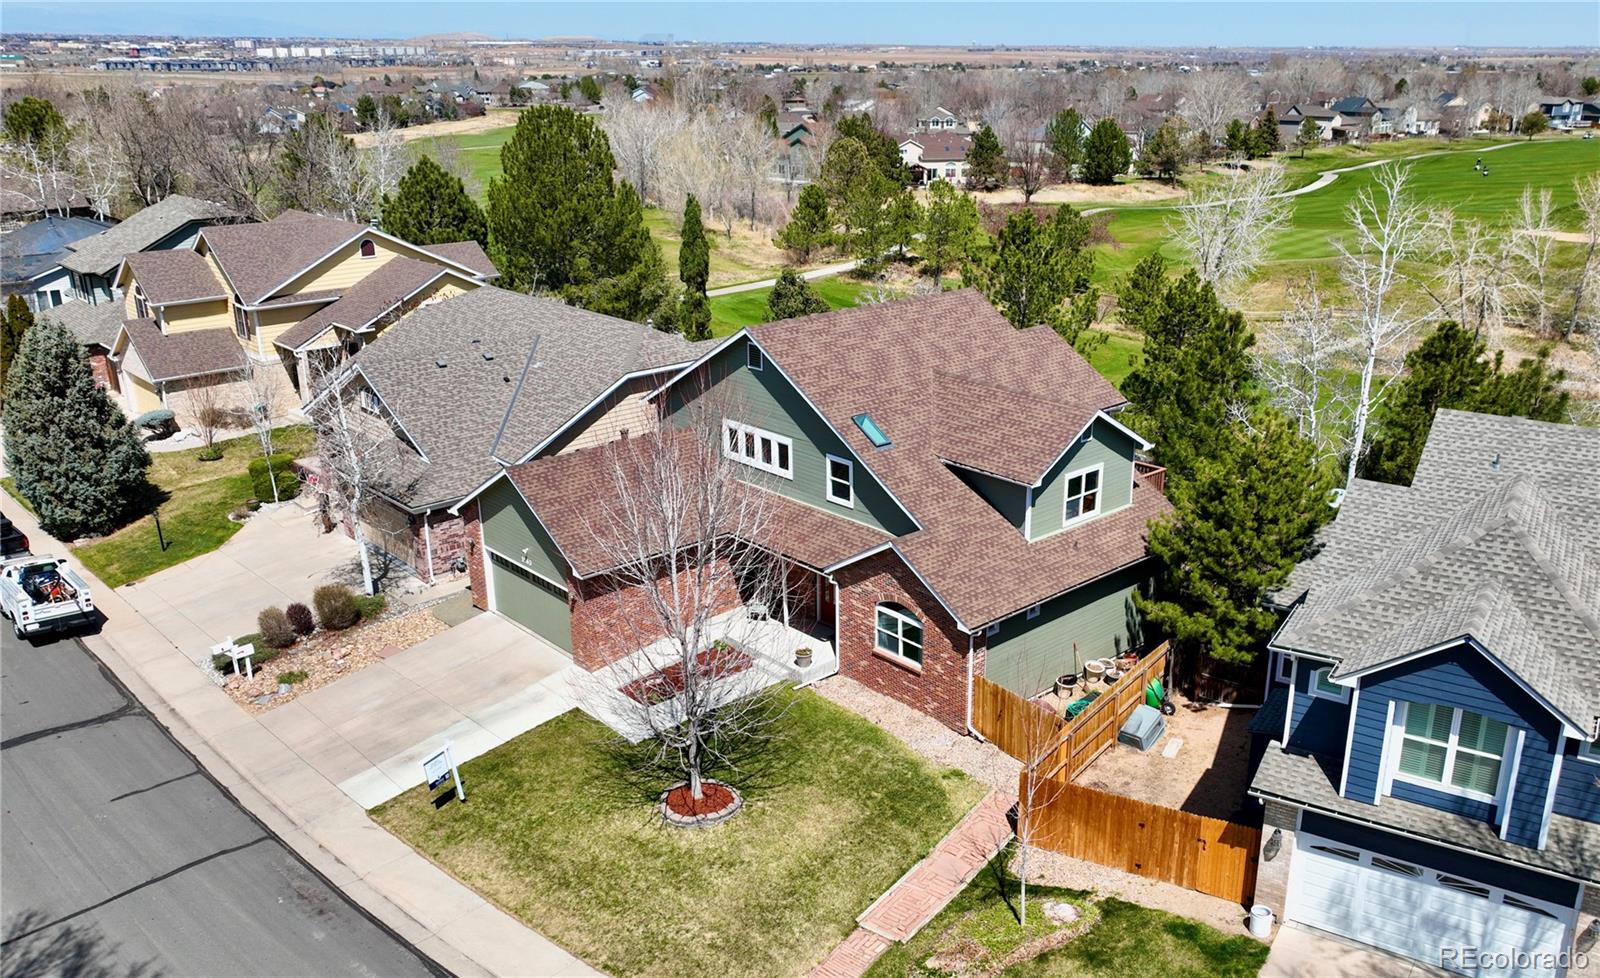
[251,693,276,706]
[1043,900,1080,925]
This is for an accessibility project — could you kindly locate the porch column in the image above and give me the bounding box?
[781,560,791,628]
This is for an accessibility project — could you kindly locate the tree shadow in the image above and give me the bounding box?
[2,910,163,978]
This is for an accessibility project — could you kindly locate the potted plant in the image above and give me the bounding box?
[1055,674,1077,696]
[794,647,814,668]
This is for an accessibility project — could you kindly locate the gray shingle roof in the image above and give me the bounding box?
[59,195,236,276]
[349,287,700,510]
[117,319,245,382]
[38,300,124,350]
[419,240,497,279]
[200,210,365,304]
[1274,410,1600,729]
[273,257,447,352]
[124,249,227,305]
[0,215,114,284]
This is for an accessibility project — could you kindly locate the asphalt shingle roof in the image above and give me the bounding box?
[59,195,236,276]
[200,210,365,304]
[0,216,114,284]
[123,249,227,305]
[39,300,124,350]
[419,240,497,279]
[117,319,245,382]
[1274,409,1600,729]
[273,257,447,352]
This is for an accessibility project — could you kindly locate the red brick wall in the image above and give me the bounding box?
[833,549,983,734]
[413,509,467,581]
[568,558,742,672]
[462,500,487,609]
[87,350,110,390]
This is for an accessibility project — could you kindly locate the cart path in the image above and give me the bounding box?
[811,790,1016,978]
[706,259,861,296]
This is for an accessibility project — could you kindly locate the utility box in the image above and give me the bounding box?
[1118,704,1167,752]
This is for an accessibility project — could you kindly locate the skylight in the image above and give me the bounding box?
[853,413,891,448]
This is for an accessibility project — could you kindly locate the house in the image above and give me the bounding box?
[310,286,702,582]
[914,106,970,133]
[258,105,307,134]
[451,290,1170,731]
[899,131,974,186]
[1248,410,1600,978]
[0,215,114,312]
[1538,98,1600,129]
[1280,105,1351,144]
[38,299,124,390]
[103,210,497,428]
[58,194,238,305]
[775,109,818,186]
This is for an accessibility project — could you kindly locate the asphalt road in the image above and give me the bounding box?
[0,629,447,978]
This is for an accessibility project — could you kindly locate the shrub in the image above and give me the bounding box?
[257,606,297,648]
[313,584,360,630]
[277,670,309,685]
[197,444,224,462]
[247,453,301,503]
[286,602,315,636]
[133,408,176,431]
[354,592,387,621]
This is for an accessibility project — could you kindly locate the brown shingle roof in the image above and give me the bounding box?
[117,319,245,382]
[904,132,972,163]
[420,240,497,278]
[200,210,365,304]
[274,258,448,352]
[124,250,226,305]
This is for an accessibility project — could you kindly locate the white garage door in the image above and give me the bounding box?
[1288,833,1574,978]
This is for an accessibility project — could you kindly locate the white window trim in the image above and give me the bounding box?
[1390,701,1512,805]
[1576,735,1600,765]
[984,622,1001,638]
[1275,651,1294,684]
[722,419,794,480]
[824,453,854,507]
[1061,462,1104,527]
[746,344,764,371]
[1307,665,1350,703]
[875,603,924,668]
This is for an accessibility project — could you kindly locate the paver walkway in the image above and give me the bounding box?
[811,790,1016,978]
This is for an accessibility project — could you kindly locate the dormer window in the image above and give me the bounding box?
[1063,464,1102,524]
[133,285,148,320]
[359,239,377,259]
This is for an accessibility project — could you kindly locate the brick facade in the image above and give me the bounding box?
[463,500,487,609]
[420,509,468,580]
[832,549,981,734]
[87,349,111,390]
[567,559,742,672]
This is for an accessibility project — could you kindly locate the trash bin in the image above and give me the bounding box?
[1247,904,1275,938]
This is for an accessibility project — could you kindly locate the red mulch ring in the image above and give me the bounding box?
[663,781,737,818]
[620,645,753,705]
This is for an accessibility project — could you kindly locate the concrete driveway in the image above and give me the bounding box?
[1262,923,1450,978]
[117,501,359,666]
[257,613,577,809]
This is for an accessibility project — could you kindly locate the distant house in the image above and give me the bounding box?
[0,215,113,312]
[775,109,818,186]
[1538,98,1600,129]
[59,194,238,305]
[1329,96,1386,138]
[899,131,974,186]
[1281,104,1352,144]
[259,106,306,134]
[914,106,970,133]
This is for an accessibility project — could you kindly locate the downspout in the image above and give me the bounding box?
[966,631,985,741]
[422,513,435,584]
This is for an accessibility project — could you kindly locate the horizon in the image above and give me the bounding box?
[3,1,1597,51]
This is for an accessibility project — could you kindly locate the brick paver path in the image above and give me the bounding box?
[810,790,1016,978]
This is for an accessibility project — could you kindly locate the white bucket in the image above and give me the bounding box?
[1247,904,1275,938]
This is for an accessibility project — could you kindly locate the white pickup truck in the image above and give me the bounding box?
[1,556,95,638]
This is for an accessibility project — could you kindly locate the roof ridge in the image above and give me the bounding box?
[1500,489,1600,648]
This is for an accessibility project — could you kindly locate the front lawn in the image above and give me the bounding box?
[72,426,315,587]
[866,854,1268,978]
[371,688,986,978]
[710,277,875,335]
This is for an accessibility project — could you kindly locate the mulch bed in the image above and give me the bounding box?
[619,644,753,706]
[663,781,737,817]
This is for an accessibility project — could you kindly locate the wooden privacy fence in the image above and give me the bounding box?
[1019,774,1260,906]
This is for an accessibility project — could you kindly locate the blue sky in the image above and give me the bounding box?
[4,2,1592,48]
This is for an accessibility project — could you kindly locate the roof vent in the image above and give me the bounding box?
[1490,452,1501,472]
[482,350,494,361]
[436,357,447,368]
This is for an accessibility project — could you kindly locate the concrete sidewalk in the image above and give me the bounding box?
[2,497,601,978]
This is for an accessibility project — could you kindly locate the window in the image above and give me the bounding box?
[747,345,763,371]
[358,388,382,415]
[1396,702,1508,800]
[1063,465,1102,524]
[233,296,250,338]
[1307,666,1348,702]
[1275,652,1294,684]
[133,286,148,320]
[853,413,891,448]
[359,238,377,259]
[825,455,854,506]
[722,420,793,478]
[1581,736,1600,763]
[875,602,923,666]
[984,623,1000,638]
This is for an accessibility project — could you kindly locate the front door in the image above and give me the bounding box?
[818,578,837,633]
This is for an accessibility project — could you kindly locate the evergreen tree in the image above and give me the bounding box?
[1224,119,1252,158]
[2,95,66,147]
[834,113,907,185]
[381,156,488,247]
[1252,110,1281,157]
[1044,108,1084,182]
[1518,111,1549,140]
[1139,410,1334,667]
[4,318,150,539]
[1362,322,1570,485]
[486,105,668,322]
[677,194,711,340]
[766,268,831,321]
[1,295,34,405]
[818,137,877,213]
[1081,118,1132,185]
[1137,121,1186,183]
[1583,76,1600,98]
[966,205,1097,344]
[578,75,604,104]
[1121,270,1255,483]
[963,124,1006,191]
[885,188,922,259]
[356,94,379,129]
[1116,252,1167,333]
[775,184,832,261]
[1295,118,1321,158]
[920,180,982,285]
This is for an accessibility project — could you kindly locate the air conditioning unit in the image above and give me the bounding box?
[1118,704,1166,752]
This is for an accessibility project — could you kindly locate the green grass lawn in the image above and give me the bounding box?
[1085,331,1144,387]
[72,426,315,588]
[371,690,986,978]
[866,854,1268,978]
[710,277,875,335]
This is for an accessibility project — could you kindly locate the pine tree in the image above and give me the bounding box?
[1252,110,1281,157]
[775,184,832,261]
[1295,118,1321,158]
[766,269,830,321]
[487,105,667,321]
[885,189,923,259]
[1081,118,1132,185]
[381,156,488,247]
[677,194,711,340]
[1139,410,1334,667]
[1116,252,1167,333]
[4,318,150,539]
[920,180,981,285]
[963,124,1006,191]
[1121,270,1255,484]
[818,137,878,214]
[1,295,35,405]
[356,94,378,130]
[1044,108,1084,182]
[834,113,907,185]
[966,205,1097,344]
[1137,121,1186,183]
[1224,119,1252,158]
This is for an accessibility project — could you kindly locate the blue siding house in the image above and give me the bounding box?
[1248,410,1600,978]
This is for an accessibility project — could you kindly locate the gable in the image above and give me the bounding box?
[1359,642,1564,743]
[1029,417,1138,540]
[274,234,465,299]
[664,335,917,537]
[480,477,569,586]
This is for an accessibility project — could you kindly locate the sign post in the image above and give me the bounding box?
[423,742,465,803]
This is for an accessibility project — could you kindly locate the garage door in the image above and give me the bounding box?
[488,551,572,653]
[1288,832,1574,978]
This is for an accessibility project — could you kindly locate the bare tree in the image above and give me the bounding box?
[363,110,407,218]
[0,115,76,218]
[1569,173,1600,339]
[1167,164,1290,297]
[1011,657,1072,928]
[579,390,790,805]
[601,95,674,205]
[1505,188,1561,339]
[1427,210,1511,343]
[241,356,285,503]
[1178,71,1252,155]
[723,110,775,230]
[183,377,231,450]
[174,88,281,222]
[1256,282,1352,468]
[1335,163,1437,490]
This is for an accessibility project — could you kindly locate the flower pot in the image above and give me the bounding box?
[1084,661,1106,683]
[1105,667,1123,684]
[1055,675,1077,696]
[794,648,814,668]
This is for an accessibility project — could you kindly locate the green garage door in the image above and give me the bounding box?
[489,552,573,653]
